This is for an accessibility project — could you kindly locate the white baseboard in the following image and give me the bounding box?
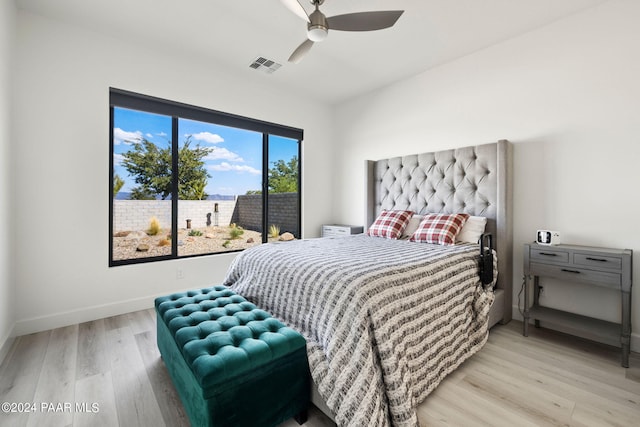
[12,295,159,337]
[0,324,16,366]
[511,304,640,354]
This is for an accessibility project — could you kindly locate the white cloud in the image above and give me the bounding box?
[114,128,142,145]
[189,132,224,144]
[113,153,124,166]
[146,133,153,138]
[210,162,261,175]
[206,147,244,162]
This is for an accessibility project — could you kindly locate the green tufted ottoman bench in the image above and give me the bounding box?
[155,285,310,427]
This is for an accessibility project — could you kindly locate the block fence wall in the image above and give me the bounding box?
[230,193,299,236]
[113,193,298,235]
[113,199,236,232]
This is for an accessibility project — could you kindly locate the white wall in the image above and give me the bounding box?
[11,10,334,335]
[333,0,640,350]
[0,0,16,361]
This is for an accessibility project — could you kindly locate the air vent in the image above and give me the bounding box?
[249,56,282,74]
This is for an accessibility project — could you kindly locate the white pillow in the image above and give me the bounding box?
[456,216,487,243]
[401,214,423,239]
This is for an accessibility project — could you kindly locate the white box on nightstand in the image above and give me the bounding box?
[321,224,364,237]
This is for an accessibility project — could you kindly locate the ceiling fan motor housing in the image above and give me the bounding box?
[307,8,328,41]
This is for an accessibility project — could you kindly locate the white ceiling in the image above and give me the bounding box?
[16,0,607,105]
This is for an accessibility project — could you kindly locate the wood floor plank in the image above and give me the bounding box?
[26,325,78,427]
[460,371,574,426]
[134,330,189,427]
[127,310,155,336]
[421,395,535,427]
[418,394,487,427]
[0,331,50,427]
[106,326,165,427]
[73,372,118,427]
[103,314,130,331]
[571,401,640,427]
[0,332,50,398]
[76,319,108,379]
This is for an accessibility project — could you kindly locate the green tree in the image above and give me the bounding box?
[177,139,213,200]
[188,180,207,201]
[121,136,213,200]
[113,173,124,198]
[268,156,298,193]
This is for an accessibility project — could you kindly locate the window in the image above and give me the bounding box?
[110,89,302,266]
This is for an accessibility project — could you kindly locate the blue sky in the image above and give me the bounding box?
[113,107,298,196]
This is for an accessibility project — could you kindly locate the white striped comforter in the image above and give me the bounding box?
[224,235,495,427]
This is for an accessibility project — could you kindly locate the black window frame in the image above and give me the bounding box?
[109,88,303,267]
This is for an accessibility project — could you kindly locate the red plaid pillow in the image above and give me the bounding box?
[409,213,470,245]
[367,210,414,239]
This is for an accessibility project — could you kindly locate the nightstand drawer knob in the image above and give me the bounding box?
[561,268,581,274]
[540,252,557,256]
[586,257,607,262]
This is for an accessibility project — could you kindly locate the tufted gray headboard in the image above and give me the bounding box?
[365,140,513,325]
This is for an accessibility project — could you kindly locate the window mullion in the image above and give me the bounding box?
[262,133,269,244]
[171,116,179,257]
[297,139,302,238]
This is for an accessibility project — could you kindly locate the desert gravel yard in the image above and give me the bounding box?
[112,226,265,260]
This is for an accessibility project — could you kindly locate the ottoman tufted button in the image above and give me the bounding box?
[190,310,210,324]
[199,300,216,311]
[205,306,222,318]
[239,301,255,310]
[224,303,245,316]
[246,319,269,337]
[235,310,257,325]
[229,325,252,347]
[217,315,240,331]
[264,318,283,332]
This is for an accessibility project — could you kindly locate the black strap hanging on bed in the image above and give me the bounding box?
[479,233,494,286]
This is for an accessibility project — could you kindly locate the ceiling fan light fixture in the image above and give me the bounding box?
[307,25,328,42]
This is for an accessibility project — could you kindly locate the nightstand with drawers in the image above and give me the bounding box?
[523,242,633,367]
[321,224,364,238]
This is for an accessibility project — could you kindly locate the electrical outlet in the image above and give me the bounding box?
[176,269,184,279]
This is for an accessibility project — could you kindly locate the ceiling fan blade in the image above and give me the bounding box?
[280,0,310,23]
[288,39,314,64]
[327,10,404,31]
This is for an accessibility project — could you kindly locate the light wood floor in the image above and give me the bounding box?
[0,309,638,427]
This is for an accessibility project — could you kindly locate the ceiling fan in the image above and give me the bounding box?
[281,0,404,63]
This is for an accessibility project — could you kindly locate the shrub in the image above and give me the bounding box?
[158,239,170,247]
[222,240,231,248]
[229,224,244,240]
[268,224,280,239]
[147,217,161,236]
[188,229,203,237]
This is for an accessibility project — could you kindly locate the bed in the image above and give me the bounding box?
[224,140,513,427]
